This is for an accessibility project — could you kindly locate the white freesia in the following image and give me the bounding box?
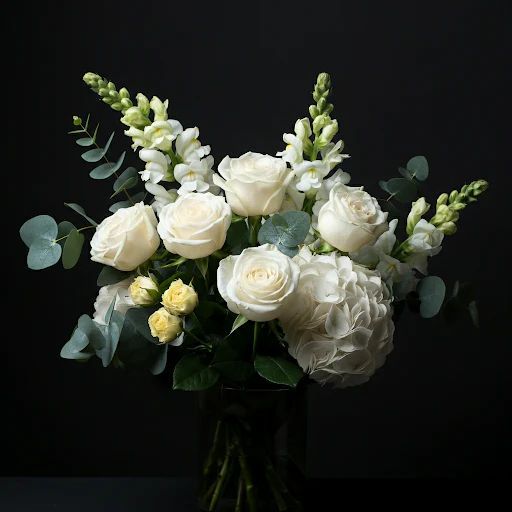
[293,160,331,193]
[317,183,388,252]
[217,244,300,322]
[405,219,444,274]
[174,156,219,195]
[138,149,171,184]
[145,182,178,215]
[280,247,394,388]
[90,202,160,271]
[93,278,134,325]
[157,192,231,259]
[175,127,211,163]
[213,152,293,216]
[144,119,183,152]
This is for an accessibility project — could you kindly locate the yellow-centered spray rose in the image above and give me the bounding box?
[129,276,158,306]
[148,308,183,344]
[162,279,198,316]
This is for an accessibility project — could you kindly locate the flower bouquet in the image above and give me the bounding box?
[20,72,488,510]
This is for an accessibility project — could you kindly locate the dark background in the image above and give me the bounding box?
[5,0,509,478]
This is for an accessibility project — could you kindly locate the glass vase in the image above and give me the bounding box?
[197,385,307,511]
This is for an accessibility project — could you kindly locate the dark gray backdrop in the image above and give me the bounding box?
[6,0,509,478]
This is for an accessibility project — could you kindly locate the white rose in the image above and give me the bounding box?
[280,247,394,388]
[317,183,388,252]
[217,244,300,322]
[90,202,160,271]
[157,192,231,259]
[213,152,293,216]
[93,278,134,325]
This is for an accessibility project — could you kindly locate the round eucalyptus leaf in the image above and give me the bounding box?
[386,178,418,203]
[406,155,429,181]
[418,275,446,318]
[20,215,58,248]
[57,221,76,244]
[379,180,391,194]
[27,238,62,270]
[398,167,412,180]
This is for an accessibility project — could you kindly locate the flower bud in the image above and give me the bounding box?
[83,72,101,91]
[72,116,82,126]
[129,276,159,306]
[439,221,457,235]
[436,193,448,207]
[406,197,430,235]
[294,118,312,142]
[107,81,116,91]
[449,190,458,203]
[309,105,319,118]
[120,98,133,109]
[312,114,329,136]
[136,93,150,116]
[120,106,150,129]
[150,96,169,121]
[161,279,198,316]
[318,119,339,146]
[111,102,123,112]
[148,308,182,344]
[119,87,130,99]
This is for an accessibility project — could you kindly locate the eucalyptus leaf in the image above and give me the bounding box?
[113,167,139,191]
[64,203,98,226]
[111,177,138,198]
[109,191,146,212]
[150,345,169,375]
[468,300,479,328]
[60,328,93,361]
[20,215,58,248]
[229,314,249,335]
[379,180,391,194]
[97,266,131,286]
[254,355,304,387]
[385,178,418,203]
[81,132,114,162]
[125,307,158,343]
[57,221,76,245]
[76,137,94,147]
[257,211,310,256]
[77,314,106,351]
[62,229,84,269]
[97,310,124,367]
[407,155,429,181]
[27,238,62,270]
[418,275,446,318]
[398,167,412,180]
[90,151,126,179]
[172,353,219,391]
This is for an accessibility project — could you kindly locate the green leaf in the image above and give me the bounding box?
[76,137,94,147]
[195,257,208,279]
[27,238,62,270]
[111,167,139,197]
[418,276,446,318]
[68,129,85,134]
[97,310,124,367]
[229,314,249,335]
[398,167,412,180]
[62,229,84,269]
[64,203,98,226]
[77,314,106,351]
[150,345,168,375]
[379,180,391,194]
[97,266,131,286]
[257,211,310,257]
[109,191,145,212]
[90,151,126,179]
[20,215,58,248]
[60,328,93,362]
[226,220,249,254]
[385,178,418,203]
[212,361,253,382]
[57,221,76,245]
[407,155,429,181]
[81,132,114,162]
[468,300,479,328]
[254,355,304,387]
[172,353,219,391]
[125,307,158,343]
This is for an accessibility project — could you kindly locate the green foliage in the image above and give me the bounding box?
[406,156,429,181]
[195,257,209,280]
[97,266,131,286]
[57,221,76,245]
[150,344,168,375]
[254,355,304,387]
[229,314,249,335]
[62,229,85,269]
[109,191,145,212]
[64,203,98,226]
[418,276,446,318]
[257,211,311,257]
[173,353,219,391]
[111,167,139,197]
[225,219,249,254]
[90,151,126,179]
[443,281,479,328]
[20,215,62,270]
[125,307,159,343]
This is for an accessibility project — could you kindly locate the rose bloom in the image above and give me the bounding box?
[217,244,300,322]
[148,308,183,344]
[213,152,293,216]
[90,202,160,271]
[317,183,387,252]
[129,276,159,306]
[161,279,198,316]
[157,193,231,259]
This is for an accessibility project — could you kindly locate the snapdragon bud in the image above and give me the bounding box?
[438,221,457,235]
[150,96,169,121]
[120,106,151,129]
[436,193,448,207]
[318,119,339,146]
[136,93,150,116]
[406,197,430,235]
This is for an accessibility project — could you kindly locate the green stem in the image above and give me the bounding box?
[235,475,244,512]
[53,225,96,243]
[264,464,288,512]
[209,439,234,512]
[248,216,262,246]
[264,456,302,511]
[80,122,134,204]
[252,322,260,360]
[202,420,223,479]
[235,439,257,512]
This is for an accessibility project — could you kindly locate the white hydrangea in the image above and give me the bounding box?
[280,247,394,388]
